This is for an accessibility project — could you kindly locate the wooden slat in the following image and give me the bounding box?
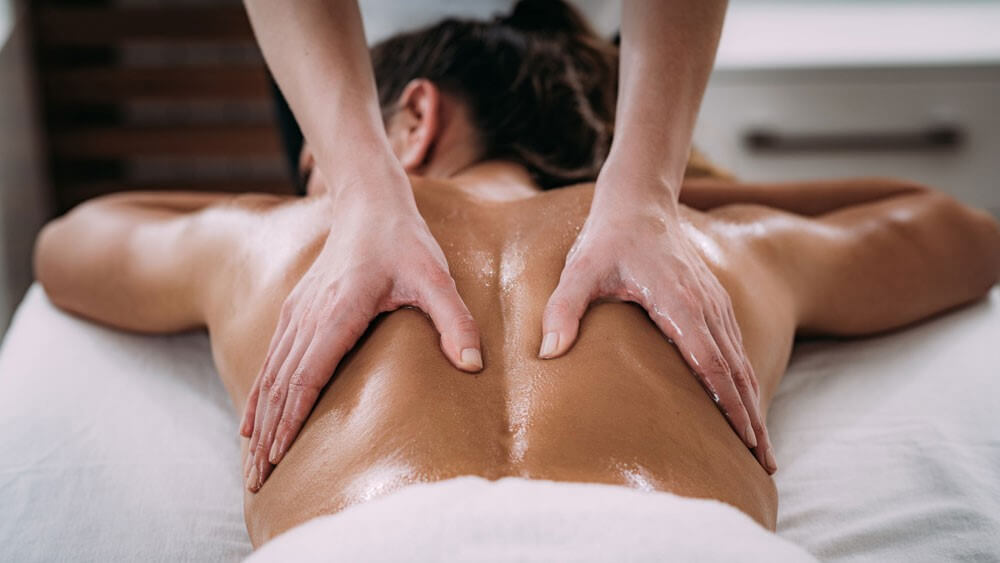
[36,5,254,45]
[51,125,281,158]
[60,179,292,202]
[58,179,295,212]
[45,67,271,102]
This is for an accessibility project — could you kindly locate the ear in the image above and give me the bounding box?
[386,79,441,172]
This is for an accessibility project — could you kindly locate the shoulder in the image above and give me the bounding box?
[194,195,332,325]
[683,202,810,327]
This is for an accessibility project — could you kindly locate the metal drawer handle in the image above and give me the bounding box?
[743,125,963,153]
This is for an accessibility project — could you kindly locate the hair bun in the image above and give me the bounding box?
[499,0,592,37]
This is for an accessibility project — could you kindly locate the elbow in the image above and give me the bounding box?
[955,202,1000,292]
[927,193,1000,294]
[33,199,103,308]
[973,208,1000,289]
[34,216,73,308]
[34,216,62,287]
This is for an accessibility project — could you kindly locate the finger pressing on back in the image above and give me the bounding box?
[268,313,371,466]
[539,271,596,359]
[418,278,483,372]
[672,320,756,455]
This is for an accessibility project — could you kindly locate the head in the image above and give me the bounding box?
[372,0,618,189]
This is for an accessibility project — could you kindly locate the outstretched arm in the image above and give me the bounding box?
[34,192,245,332]
[679,176,930,216]
[749,182,1000,336]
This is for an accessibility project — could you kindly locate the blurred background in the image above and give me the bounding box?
[0,0,997,332]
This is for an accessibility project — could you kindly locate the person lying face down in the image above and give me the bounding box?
[34,0,1000,550]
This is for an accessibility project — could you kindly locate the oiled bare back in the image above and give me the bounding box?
[208,181,794,545]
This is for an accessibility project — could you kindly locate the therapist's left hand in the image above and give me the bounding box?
[538,167,776,474]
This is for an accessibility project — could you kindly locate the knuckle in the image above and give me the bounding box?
[704,352,730,377]
[419,260,455,289]
[380,292,406,311]
[276,415,299,436]
[732,371,752,392]
[323,277,343,295]
[288,372,322,397]
[714,355,732,376]
[253,438,269,456]
[426,266,455,291]
[259,372,277,390]
[546,299,575,319]
[451,312,477,335]
[683,287,701,308]
[266,386,286,409]
[287,371,316,393]
[323,298,349,320]
[566,254,594,276]
[707,300,724,321]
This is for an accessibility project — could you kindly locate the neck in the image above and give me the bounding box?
[414,98,483,179]
[408,101,541,200]
[445,160,541,201]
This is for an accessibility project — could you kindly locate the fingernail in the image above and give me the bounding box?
[461,348,483,370]
[765,450,778,473]
[745,424,757,448]
[269,436,287,465]
[247,465,259,492]
[539,332,559,358]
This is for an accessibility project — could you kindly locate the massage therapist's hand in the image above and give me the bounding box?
[240,164,483,492]
[539,168,776,474]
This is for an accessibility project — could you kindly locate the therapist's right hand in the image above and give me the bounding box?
[240,162,483,492]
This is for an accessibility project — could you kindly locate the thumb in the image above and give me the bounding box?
[540,270,595,359]
[418,276,483,372]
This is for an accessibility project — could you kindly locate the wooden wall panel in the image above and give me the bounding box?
[31,0,293,213]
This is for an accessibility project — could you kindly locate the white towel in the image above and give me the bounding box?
[247,476,816,562]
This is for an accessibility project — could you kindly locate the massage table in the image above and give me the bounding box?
[1,283,997,561]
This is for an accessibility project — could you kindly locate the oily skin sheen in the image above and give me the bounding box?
[35,165,1000,547]
[240,81,773,489]
[217,180,787,544]
[239,0,760,489]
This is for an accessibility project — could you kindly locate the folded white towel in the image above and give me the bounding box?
[247,476,816,562]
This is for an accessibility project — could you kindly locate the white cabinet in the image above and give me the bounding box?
[695,1,1000,216]
[694,66,1000,216]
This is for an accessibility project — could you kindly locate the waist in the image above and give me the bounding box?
[243,310,776,545]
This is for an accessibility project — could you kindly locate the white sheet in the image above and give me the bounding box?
[0,284,998,561]
[0,285,249,562]
[769,289,1000,561]
[248,476,815,562]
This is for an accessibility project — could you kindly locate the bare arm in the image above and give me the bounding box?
[33,192,255,333]
[680,176,931,215]
[543,1,778,472]
[242,1,398,188]
[242,1,486,489]
[754,185,1000,335]
[606,0,727,190]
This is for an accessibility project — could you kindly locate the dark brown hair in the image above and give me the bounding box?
[370,0,618,189]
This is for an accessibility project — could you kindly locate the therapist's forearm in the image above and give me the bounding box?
[243,0,406,203]
[602,0,727,204]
